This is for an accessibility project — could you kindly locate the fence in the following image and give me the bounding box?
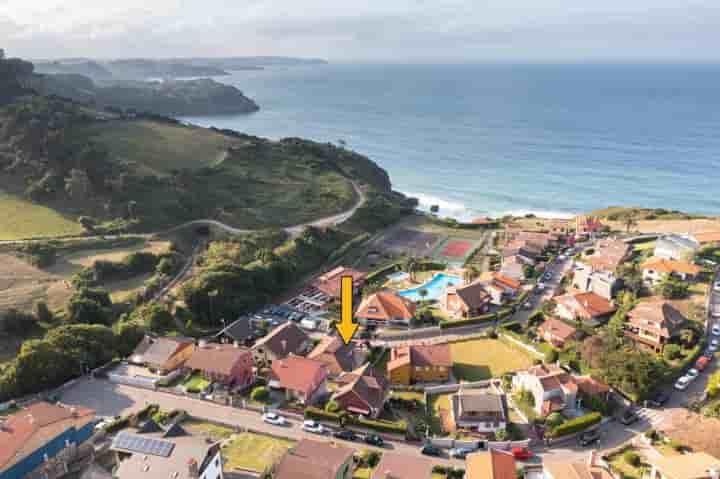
[428,437,531,451]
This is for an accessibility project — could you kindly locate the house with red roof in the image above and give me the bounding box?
[270,355,328,405]
[538,318,579,348]
[466,449,517,479]
[0,402,96,479]
[312,266,367,301]
[355,290,416,324]
[641,258,701,286]
[387,344,453,385]
[184,343,254,389]
[442,280,491,318]
[331,363,388,418]
[307,336,357,377]
[554,292,617,326]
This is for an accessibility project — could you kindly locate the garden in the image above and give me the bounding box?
[449,337,534,381]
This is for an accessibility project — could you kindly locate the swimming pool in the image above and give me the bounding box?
[398,273,462,302]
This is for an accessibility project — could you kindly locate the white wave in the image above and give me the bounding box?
[402,190,467,212]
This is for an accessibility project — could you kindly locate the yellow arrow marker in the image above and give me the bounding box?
[335,275,359,345]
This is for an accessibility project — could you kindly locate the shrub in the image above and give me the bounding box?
[546,412,564,429]
[497,308,513,320]
[645,429,658,441]
[495,428,508,441]
[251,386,270,402]
[624,451,641,467]
[545,348,559,364]
[325,399,341,413]
[663,344,682,361]
[304,407,341,422]
[548,412,602,438]
[440,313,497,329]
[104,417,130,434]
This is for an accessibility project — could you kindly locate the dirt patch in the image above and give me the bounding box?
[659,408,720,458]
[377,228,443,256]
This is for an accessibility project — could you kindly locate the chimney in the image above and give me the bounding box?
[188,458,199,478]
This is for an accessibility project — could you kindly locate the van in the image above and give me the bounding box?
[300,319,317,331]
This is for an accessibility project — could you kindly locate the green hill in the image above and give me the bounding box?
[0,54,401,239]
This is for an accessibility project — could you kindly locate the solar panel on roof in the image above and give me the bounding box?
[112,432,175,457]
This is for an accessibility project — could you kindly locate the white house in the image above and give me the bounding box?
[654,234,700,261]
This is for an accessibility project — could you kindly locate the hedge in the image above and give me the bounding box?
[496,308,513,320]
[104,417,130,434]
[548,412,602,438]
[440,312,496,329]
[303,407,407,435]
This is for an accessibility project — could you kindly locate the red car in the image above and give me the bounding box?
[512,447,534,460]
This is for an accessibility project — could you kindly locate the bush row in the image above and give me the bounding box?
[548,412,602,438]
[303,407,407,435]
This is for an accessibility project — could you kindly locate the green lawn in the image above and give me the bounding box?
[222,432,295,473]
[607,448,648,479]
[183,374,211,392]
[183,419,236,440]
[0,192,83,240]
[450,338,534,381]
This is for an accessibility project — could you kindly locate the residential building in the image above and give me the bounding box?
[640,258,701,286]
[490,273,522,297]
[571,264,620,300]
[513,365,610,417]
[554,292,616,325]
[252,322,311,364]
[502,239,543,264]
[648,452,720,479]
[538,318,578,348]
[450,389,507,434]
[442,280,491,319]
[371,453,434,479]
[129,336,195,374]
[515,231,562,250]
[355,291,416,324]
[313,266,367,301]
[575,216,604,237]
[269,355,328,405]
[0,402,96,479]
[184,342,254,388]
[586,239,631,273]
[624,301,687,353]
[111,424,223,479]
[543,452,614,479]
[273,439,355,479]
[387,344,452,385]
[215,317,254,346]
[499,258,525,282]
[655,234,700,261]
[466,449,517,479]
[308,336,357,377]
[332,363,388,418]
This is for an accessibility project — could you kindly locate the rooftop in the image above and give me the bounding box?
[466,449,517,479]
[649,452,720,479]
[274,439,354,479]
[185,343,251,376]
[371,452,434,479]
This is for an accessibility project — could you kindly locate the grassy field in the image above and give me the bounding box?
[83,120,235,175]
[450,338,534,381]
[222,432,295,473]
[0,192,83,240]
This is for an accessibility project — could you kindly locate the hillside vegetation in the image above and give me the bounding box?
[0,54,398,238]
[589,206,707,221]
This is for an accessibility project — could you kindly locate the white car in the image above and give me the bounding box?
[537,283,546,291]
[675,376,692,391]
[711,339,720,350]
[686,368,700,380]
[262,412,287,426]
[714,281,720,292]
[712,324,720,336]
[302,420,325,434]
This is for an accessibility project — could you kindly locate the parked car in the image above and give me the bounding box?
[674,376,692,391]
[705,349,716,359]
[712,324,720,336]
[696,356,711,371]
[302,420,325,434]
[714,281,720,292]
[262,412,286,426]
[711,339,720,350]
[646,390,670,408]
[449,447,473,459]
[537,283,546,291]
[333,430,358,442]
[619,409,639,425]
[421,444,443,457]
[300,319,318,331]
[364,434,384,447]
[687,368,700,380]
[512,447,534,460]
[579,429,600,447]
[522,302,533,310]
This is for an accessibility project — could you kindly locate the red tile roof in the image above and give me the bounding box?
[538,318,578,342]
[307,336,356,376]
[467,449,517,479]
[356,291,416,321]
[0,402,95,471]
[641,258,701,275]
[627,301,687,338]
[185,344,251,376]
[313,267,367,299]
[274,439,354,479]
[492,273,522,291]
[371,452,434,479]
[271,356,328,397]
[388,344,452,372]
[555,292,617,320]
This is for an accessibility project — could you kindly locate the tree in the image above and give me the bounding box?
[251,386,270,402]
[680,328,697,349]
[419,288,429,301]
[494,428,508,441]
[128,303,174,333]
[66,288,112,325]
[255,248,277,265]
[545,348,559,364]
[624,451,641,467]
[403,257,419,282]
[0,309,34,334]
[78,216,96,232]
[463,266,479,284]
[33,301,53,323]
[623,214,638,233]
[654,277,689,300]
[706,371,720,398]
[663,344,682,361]
[546,412,564,429]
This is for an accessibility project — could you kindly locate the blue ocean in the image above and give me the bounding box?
[181,63,720,220]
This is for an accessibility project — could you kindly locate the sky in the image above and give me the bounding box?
[1,0,719,61]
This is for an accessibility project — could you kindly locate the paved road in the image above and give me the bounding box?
[60,378,465,468]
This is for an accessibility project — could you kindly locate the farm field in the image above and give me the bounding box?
[450,338,534,381]
[0,192,84,240]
